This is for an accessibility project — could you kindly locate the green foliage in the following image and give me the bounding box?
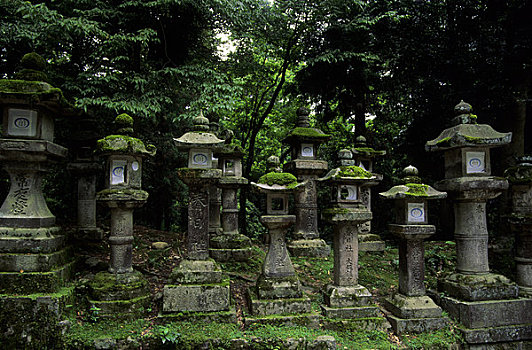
[425,241,457,290]
[401,327,463,349]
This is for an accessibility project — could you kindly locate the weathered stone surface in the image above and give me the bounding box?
[89,270,149,301]
[287,239,330,258]
[0,231,64,253]
[359,240,386,252]
[163,282,230,312]
[249,293,311,316]
[324,284,372,308]
[260,215,297,279]
[0,261,73,294]
[383,294,443,319]
[320,304,380,319]
[438,295,532,329]
[386,314,449,334]
[0,287,73,349]
[0,247,70,272]
[185,182,211,260]
[209,247,252,262]
[169,259,223,284]
[244,313,321,329]
[256,274,303,299]
[210,233,251,249]
[158,310,237,324]
[438,273,518,301]
[459,323,532,345]
[307,335,337,350]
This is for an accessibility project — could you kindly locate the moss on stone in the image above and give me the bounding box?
[435,136,452,145]
[96,135,156,156]
[404,183,429,196]
[258,172,298,187]
[287,127,330,140]
[115,113,134,127]
[96,189,149,201]
[337,166,372,178]
[20,52,46,70]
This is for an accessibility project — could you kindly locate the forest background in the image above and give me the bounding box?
[0,0,531,240]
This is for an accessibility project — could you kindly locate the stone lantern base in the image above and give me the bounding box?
[321,284,380,319]
[210,233,252,262]
[163,259,233,317]
[358,233,386,252]
[88,270,150,320]
[383,294,449,334]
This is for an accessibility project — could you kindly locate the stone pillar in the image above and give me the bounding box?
[332,222,359,286]
[208,185,222,236]
[187,184,210,260]
[506,155,532,297]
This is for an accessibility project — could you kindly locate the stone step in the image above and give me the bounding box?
[89,294,150,320]
[459,323,532,345]
[158,310,237,324]
[244,312,321,329]
[287,239,331,258]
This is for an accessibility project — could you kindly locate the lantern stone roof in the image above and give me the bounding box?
[214,142,244,158]
[425,101,512,152]
[282,107,330,144]
[379,166,446,199]
[0,53,70,111]
[351,136,386,158]
[174,113,225,149]
[96,113,156,156]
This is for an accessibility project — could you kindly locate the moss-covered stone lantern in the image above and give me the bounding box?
[505,155,532,297]
[283,107,331,258]
[91,113,155,319]
[426,101,532,347]
[379,166,448,334]
[210,143,252,262]
[352,136,386,251]
[247,156,313,323]
[163,113,233,319]
[0,53,72,295]
[318,149,383,319]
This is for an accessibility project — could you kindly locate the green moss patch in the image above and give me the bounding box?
[404,183,430,196]
[258,172,298,187]
[96,135,156,156]
[337,166,372,178]
[287,127,330,140]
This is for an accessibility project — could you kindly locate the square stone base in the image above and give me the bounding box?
[324,284,373,308]
[163,281,231,313]
[248,288,312,316]
[320,304,380,319]
[438,273,518,301]
[256,274,303,299]
[0,261,74,294]
[209,247,252,262]
[459,324,532,346]
[169,259,223,284]
[386,314,449,334]
[359,234,385,252]
[383,294,443,319]
[287,239,331,258]
[436,294,532,329]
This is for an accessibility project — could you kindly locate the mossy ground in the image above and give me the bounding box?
[63,225,464,349]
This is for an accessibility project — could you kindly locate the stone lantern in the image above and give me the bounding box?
[91,113,155,318]
[426,101,532,347]
[351,136,386,251]
[210,143,252,261]
[283,107,331,257]
[505,156,532,297]
[0,53,72,295]
[318,149,383,319]
[163,113,232,317]
[67,113,103,240]
[247,156,312,322]
[380,165,448,334]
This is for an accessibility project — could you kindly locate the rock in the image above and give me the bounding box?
[151,242,169,250]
